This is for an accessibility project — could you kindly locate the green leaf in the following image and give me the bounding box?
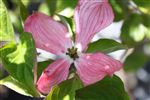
[142,14,150,28]
[0,32,39,97]
[56,0,78,13]
[110,0,124,21]
[12,0,29,33]
[141,14,150,39]
[45,0,78,17]
[46,76,83,100]
[133,0,150,8]
[0,0,14,42]
[86,39,127,53]
[75,75,130,100]
[124,51,149,72]
[0,76,37,97]
[19,1,29,22]
[45,0,57,16]
[110,0,130,21]
[37,60,53,79]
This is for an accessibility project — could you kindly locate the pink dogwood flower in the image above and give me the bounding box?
[24,0,122,94]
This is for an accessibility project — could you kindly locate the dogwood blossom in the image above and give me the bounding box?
[24,0,122,94]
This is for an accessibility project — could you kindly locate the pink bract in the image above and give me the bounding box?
[24,0,122,94]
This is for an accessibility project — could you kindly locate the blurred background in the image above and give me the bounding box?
[0,0,150,100]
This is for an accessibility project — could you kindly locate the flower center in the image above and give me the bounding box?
[66,47,79,60]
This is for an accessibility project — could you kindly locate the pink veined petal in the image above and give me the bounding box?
[24,12,72,55]
[36,58,70,94]
[74,52,122,86]
[74,0,114,51]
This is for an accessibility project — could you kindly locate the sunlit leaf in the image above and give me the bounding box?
[46,76,83,100]
[75,75,130,100]
[86,39,127,53]
[38,3,51,16]
[0,0,15,43]
[0,32,39,97]
[0,76,37,97]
